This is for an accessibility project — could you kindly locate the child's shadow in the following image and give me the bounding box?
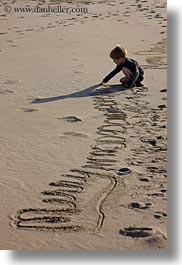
[31,83,128,104]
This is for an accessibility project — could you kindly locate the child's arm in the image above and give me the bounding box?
[102,66,120,84]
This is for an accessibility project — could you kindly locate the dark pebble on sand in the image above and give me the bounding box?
[158,104,166,109]
[130,203,140,209]
[139,177,150,182]
[160,89,167,93]
[148,139,157,146]
[63,116,82,122]
[117,167,131,175]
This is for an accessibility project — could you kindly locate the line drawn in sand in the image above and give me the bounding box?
[12,88,129,234]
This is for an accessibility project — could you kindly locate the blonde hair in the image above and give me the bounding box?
[110,45,127,59]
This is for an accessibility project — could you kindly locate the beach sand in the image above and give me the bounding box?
[0,0,167,250]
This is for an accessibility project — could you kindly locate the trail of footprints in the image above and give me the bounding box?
[1,0,166,40]
[122,87,167,227]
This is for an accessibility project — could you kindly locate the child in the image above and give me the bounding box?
[101,45,144,88]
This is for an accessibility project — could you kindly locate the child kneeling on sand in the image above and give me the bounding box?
[101,45,144,88]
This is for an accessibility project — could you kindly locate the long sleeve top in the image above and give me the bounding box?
[103,58,144,86]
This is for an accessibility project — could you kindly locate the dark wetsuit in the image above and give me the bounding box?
[103,58,144,87]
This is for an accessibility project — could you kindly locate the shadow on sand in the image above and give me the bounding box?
[31,83,128,104]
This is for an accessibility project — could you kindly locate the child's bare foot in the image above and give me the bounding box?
[124,83,135,89]
[135,82,144,87]
[120,77,128,84]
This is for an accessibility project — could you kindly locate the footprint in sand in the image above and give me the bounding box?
[158,104,167,110]
[117,167,131,176]
[138,177,150,182]
[119,226,166,239]
[61,132,89,138]
[60,116,83,122]
[74,70,84,74]
[147,192,165,198]
[3,79,21,85]
[9,44,19,48]
[129,202,152,210]
[26,28,34,32]
[154,211,167,220]
[0,89,15,94]
[21,107,40,113]
[154,13,163,19]
[160,88,167,93]
[141,137,157,146]
[119,227,153,238]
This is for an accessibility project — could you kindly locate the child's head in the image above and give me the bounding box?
[110,45,127,65]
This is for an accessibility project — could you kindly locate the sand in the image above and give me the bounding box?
[0,0,167,250]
